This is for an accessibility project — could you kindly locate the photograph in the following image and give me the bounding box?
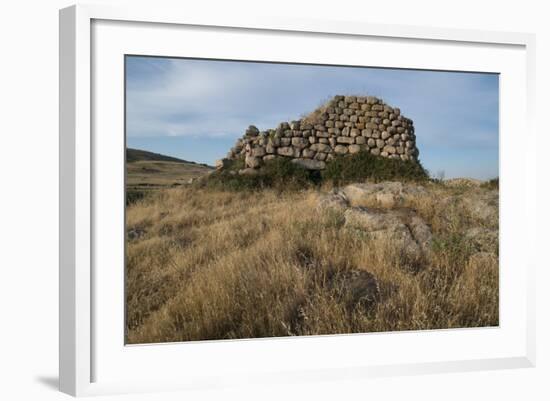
[124,56,499,344]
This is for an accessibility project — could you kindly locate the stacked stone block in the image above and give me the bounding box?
[222,95,419,172]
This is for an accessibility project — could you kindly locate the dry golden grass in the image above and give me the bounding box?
[125,183,498,344]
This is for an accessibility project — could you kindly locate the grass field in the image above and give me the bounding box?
[125,173,499,344]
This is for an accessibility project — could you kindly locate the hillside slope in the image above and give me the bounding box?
[126,148,214,192]
[127,148,211,166]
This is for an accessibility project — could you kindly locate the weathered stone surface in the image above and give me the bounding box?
[316,131,330,138]
[317,192,348,211]
[342,182,428,209]
[409,215,432,254]
[280,137,291,146]
[315,152,327,161]
[270,136,281,147]
[310,143,331,153]
[367,96,379,104]
[343,207,431,261]
[337,136,355,144]
[245,155,261,169]
[383,145,396,154]
[460,192,499,224]
[334,145,348,154]
[349,144,361,154]
[290,158,326,170]
[251,147,266,157]
[277,146,294,157]
[302,148,315,159]
[291,137,308,148]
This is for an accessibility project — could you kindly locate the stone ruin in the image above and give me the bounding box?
[217,95,420,173]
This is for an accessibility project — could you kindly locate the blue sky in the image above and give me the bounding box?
[126,56,499,179]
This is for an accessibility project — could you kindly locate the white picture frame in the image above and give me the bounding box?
[59,4,536,397]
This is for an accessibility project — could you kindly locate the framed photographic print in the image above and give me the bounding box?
[59,4,536,397]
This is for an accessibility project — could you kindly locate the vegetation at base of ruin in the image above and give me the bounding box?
[125,181,499,344]
[322,151,429,185]
[198,157,321,192]
[200,151,428,192]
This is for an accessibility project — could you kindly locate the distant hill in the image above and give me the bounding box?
[126,148,212,168]
[126,148,214,192]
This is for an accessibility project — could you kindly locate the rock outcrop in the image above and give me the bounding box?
[317,182,433,262]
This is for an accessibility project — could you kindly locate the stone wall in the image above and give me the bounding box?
[220,95,420,172]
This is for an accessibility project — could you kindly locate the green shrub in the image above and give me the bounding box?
[199,157,320,191]
[201,151,427,192]
[322,150,428,185]
[224,157,245,171]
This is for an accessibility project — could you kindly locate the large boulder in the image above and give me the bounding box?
[343,207,431,261]
[342,182,403,208]
[317,192,348,211]
[342,182,427,209]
